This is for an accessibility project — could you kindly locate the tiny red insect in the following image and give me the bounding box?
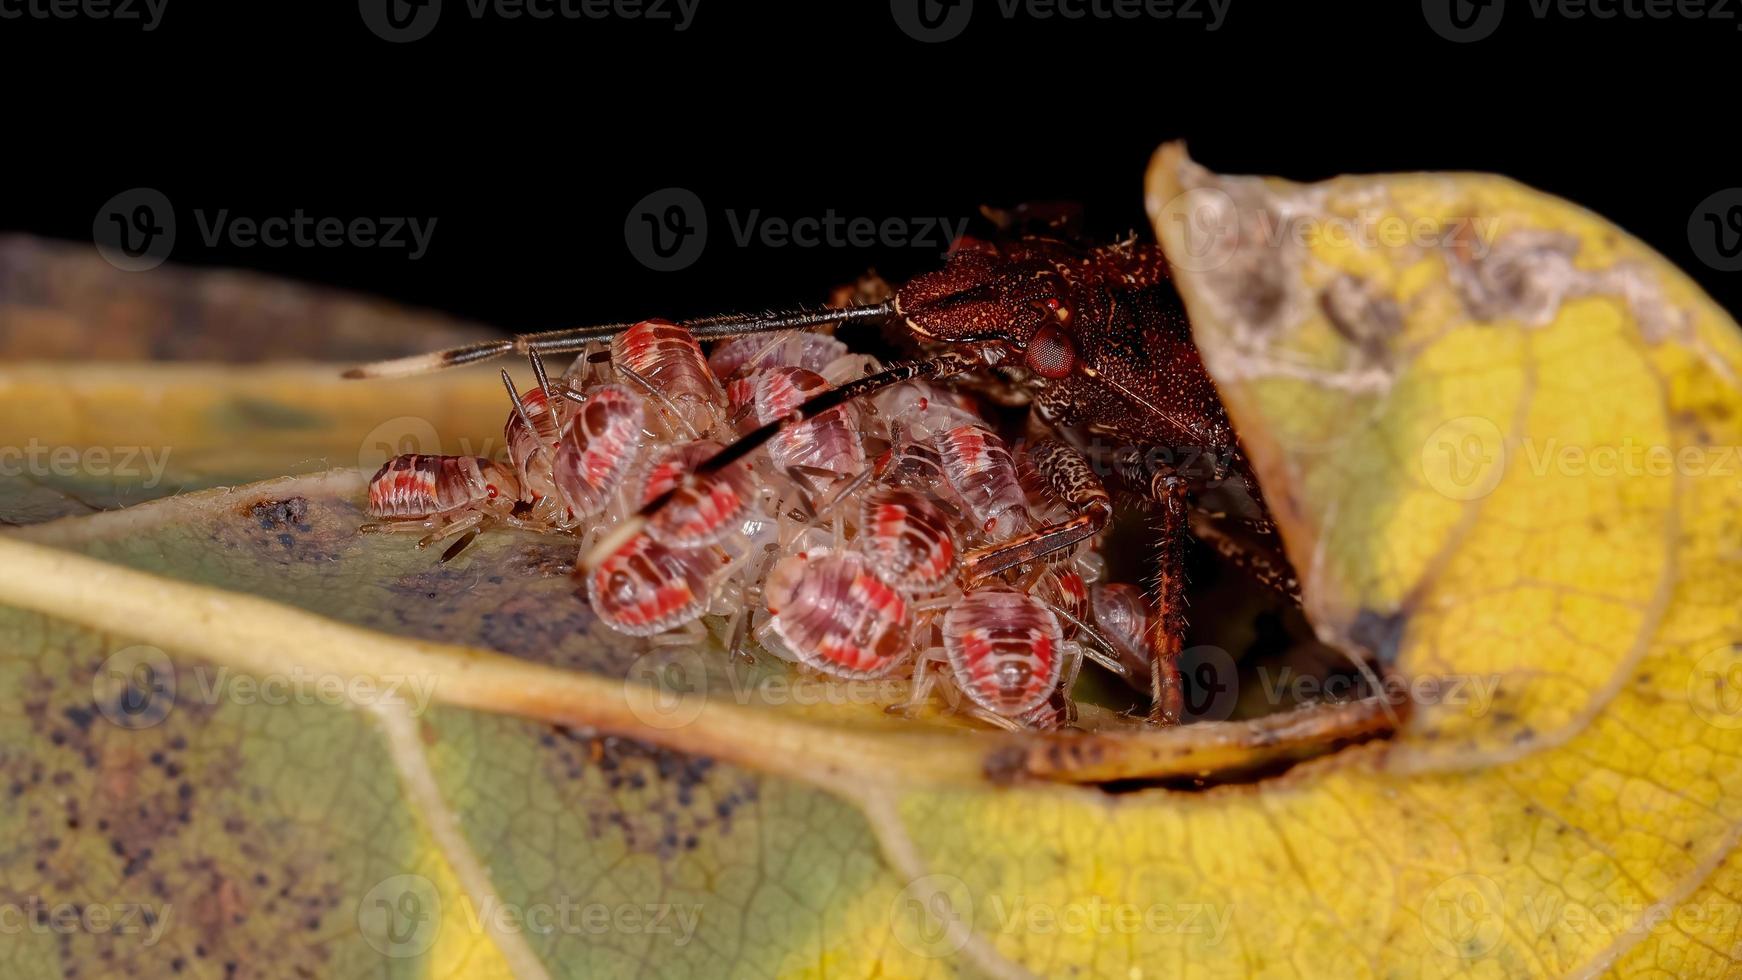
[762,550,910,678]
[1032,565,1089,638]
[612,318,726,436]
[1090,582,1154,682]
[729,366,866,489]
[941,587,1064,718]
[644,458,760,549]
[708,330,848,380]
[368,454,519,520]
[637,440,725,507]
[856,486,957,594]
[551,384,648,519]
[936,423,1030,541]
[585,533,723,637]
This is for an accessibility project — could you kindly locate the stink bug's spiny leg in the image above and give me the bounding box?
[960,509,1107,585]
[1148,470,1189,726]
[961,440,1112,584]
[579,353,978,574]
[342,302,895,379]
[1187,509,1302,603]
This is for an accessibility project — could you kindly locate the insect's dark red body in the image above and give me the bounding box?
[886,236,1284,722]
[895,237,1239,475]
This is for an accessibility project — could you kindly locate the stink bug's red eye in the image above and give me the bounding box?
[1025,323,1076,379]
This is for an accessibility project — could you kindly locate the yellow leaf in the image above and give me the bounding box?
[1138,143,1742,974]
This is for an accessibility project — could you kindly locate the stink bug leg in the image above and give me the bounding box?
[959,440,1112,586]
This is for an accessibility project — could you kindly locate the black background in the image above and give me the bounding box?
[4,0,1739,333]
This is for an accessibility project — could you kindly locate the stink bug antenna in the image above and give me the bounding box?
[578,351,978,573]
[342,301,897,379]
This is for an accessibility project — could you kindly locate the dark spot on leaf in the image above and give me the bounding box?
[247,496,311,532]
[1319,274,1401,364]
